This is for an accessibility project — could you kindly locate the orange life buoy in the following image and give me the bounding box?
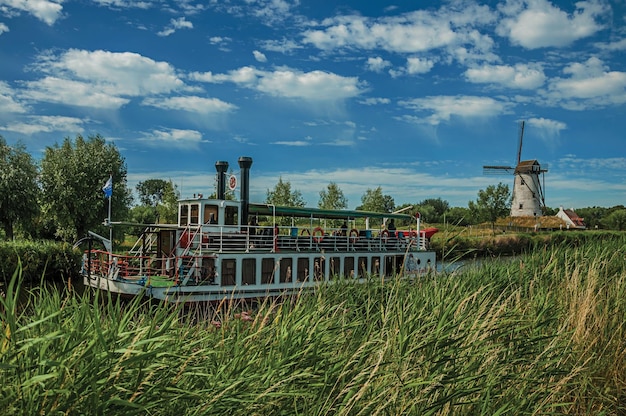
[349,228,359,243]
[410,230,417,238]
[312,227,324,243]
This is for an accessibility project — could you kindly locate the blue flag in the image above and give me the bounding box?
[102,176,112,198]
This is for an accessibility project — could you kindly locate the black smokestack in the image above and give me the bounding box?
[215,161,229,200]
[238,156,253,225]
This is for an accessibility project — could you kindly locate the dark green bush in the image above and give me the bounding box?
[0,240,81,285]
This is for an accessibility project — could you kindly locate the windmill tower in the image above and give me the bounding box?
[483,121,548,217]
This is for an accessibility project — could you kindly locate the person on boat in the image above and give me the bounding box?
[208,213,217,224]
[339,221,348,236]
[387,219,396,232]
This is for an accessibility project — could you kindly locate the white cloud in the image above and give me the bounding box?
[253,50,267,63]
[0,81,27,113]
[190,66,365,101]
[545,57,626,109]
[158,17,193,37]
[140,128,205,147]
[497,0,609,49]
[405,57,435,74]
[0,115,85,134]
[0,21,8,34]
[464,63,546,89]
[92,0,151,9]
[142,95,237,113]
[399,95,511,125]
[301,4,497,64]
[0,0,63,25]
[359,97,390,106]
[365,57,391,73]
[22,49,185,108]
[526,117,566,145]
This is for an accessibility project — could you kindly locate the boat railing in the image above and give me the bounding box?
[176,224,429,254]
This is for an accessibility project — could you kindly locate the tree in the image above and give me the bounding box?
[0,137,40,240]
[266,177,306,207]
[356,187,395,228]
[417,198,449,223]
[357,187,395,213]
[468,183,510,232]
[136,179,179,223]
[40,134,132,241]
[444,207,472,226]
[266,177,306,225]
[602,209,626,231]
[318,182,348,227]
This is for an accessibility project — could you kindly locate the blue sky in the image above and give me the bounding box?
[1,0,625,210]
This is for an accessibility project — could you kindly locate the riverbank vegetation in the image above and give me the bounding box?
[2,235,624,414]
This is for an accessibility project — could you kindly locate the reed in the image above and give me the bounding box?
[1,235,625,415]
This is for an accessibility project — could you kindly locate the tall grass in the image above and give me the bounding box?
[1,235,625,415]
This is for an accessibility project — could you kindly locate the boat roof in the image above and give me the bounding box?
[248,203,413,221]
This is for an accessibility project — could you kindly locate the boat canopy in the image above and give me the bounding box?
[248,203,414,221]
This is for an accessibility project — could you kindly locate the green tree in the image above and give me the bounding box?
[468,182,511,233]
[318,182,348,227]
[444,207,472,226]
[357,187,395,213]
[357,187,395,228]
[266,177,306,225]
[602,209,626,230]
[40,134,132,241]
[136,179,179,223]
[417,198,449,223]
[0,137,40,240]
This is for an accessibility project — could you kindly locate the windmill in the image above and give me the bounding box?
[483,121,548,217]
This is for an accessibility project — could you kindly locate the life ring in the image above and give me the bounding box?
[301,228,310,236]
[349,228,359,243]
[380,229,389,243]
[312,227,324,243]
[410,230,417,238]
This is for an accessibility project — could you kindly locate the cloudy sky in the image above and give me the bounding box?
[1,0,625,210]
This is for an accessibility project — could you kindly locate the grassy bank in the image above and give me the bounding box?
[1,235,625,415]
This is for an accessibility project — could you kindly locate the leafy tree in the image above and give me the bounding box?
[128,205,157,237]
[468,182,510,233]
[574,206,608,229]
[266,177,306,207]
[318,182,347,227]
[417,198,449,223]
[0,137,40,240]
[266,177,306,225]
[136,179,179,223]
[40,134,132,241]
[318,182,347,210]
[356,187,395,228]
[357,187,395,213]
[602,209,626,230]
[444,207,472,226]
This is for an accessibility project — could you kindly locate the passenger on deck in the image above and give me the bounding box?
[339,221,348,236]
[387,219,396,232]
[208,213,217,224]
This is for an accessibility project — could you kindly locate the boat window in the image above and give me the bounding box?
[262,258,275,284]
[330,257,340,279]
[371,257,381,276]
[344,257,355,279]
[297,258,309,282]
[225,206,238,225]
[204,205,218,224]
[221,259,236,286]
[314,257,325,281]
[280,258,293,283]
[242,258,255,285]
[358,257,368,278]
[190,204,200,225]
[179,205,189,226]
